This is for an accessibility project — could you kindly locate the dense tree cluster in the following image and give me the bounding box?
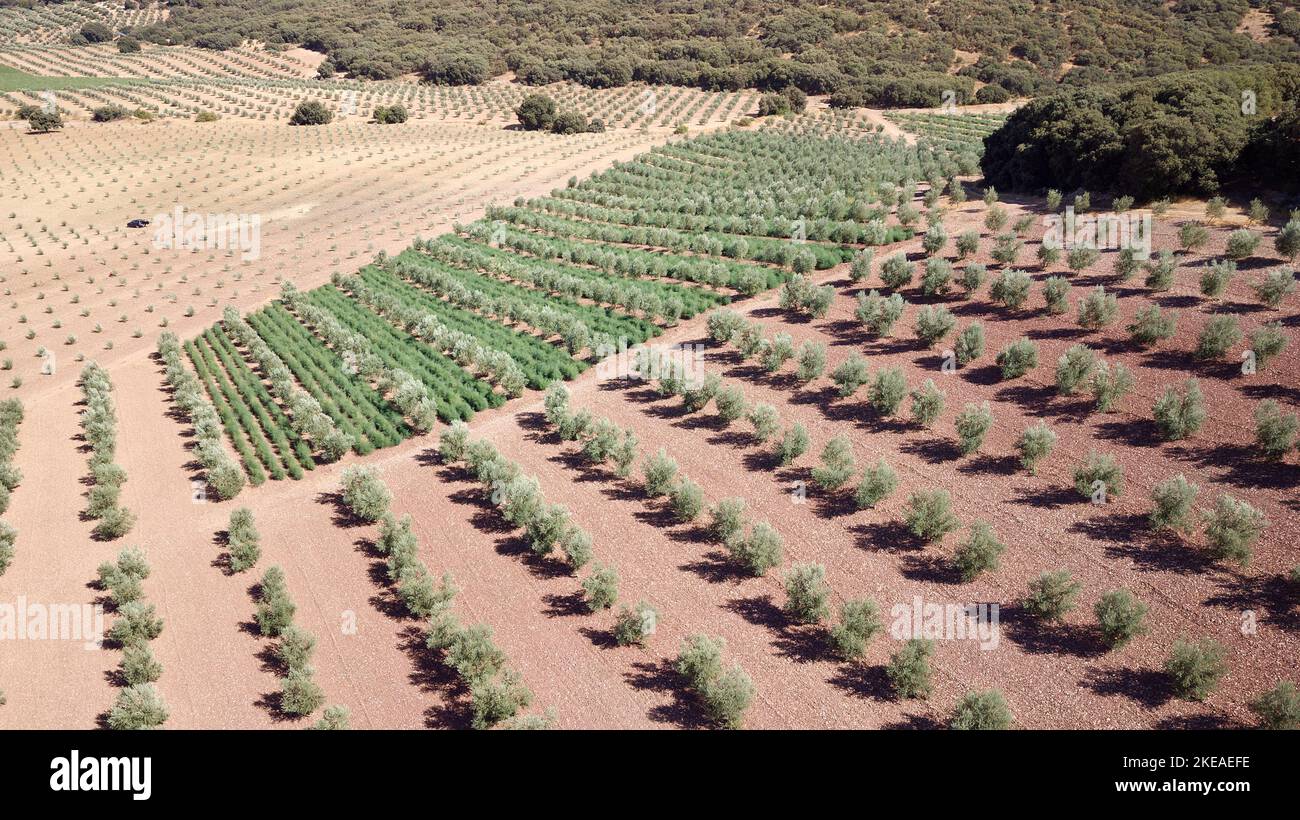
[134,1,1300,107]
[982,65,1300,197]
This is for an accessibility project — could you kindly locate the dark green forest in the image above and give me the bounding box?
[60,0,1300,107]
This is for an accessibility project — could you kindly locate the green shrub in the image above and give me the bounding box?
[777,424,810,466]
[1094,589,1148,648]
[959,263,986,296]
[670,478,705,523]
[447,623,507,685]
[1066,246,1100,273]
[849,249,874,283]
[340,465,390,522]
[1037,243,1061,269]
[1152,379,1205,440]
[107,684,168,730]
[1255,400,1299,459]
[1249,682,1300,729]
[281,667,326,716]
[955,231,979,259]
[989,269,1032,310]
[255,566,295,637]
[1127,305,1176,347]
[1250,321,1288,369]
[905,489,959,542]
[879,253,912,289]
[1253,268,1297,308]
[954,402,993,455]
[1090,361,1136,413]
[909,379,945,428]
[312,705,351,730]
[701,665,755,729]
[1016,422,1056,474]
[1143,250,1177,290]
[109,601,164,647]
[1023,570,1081,622]
[812,436,856,491]
[855,290,905,335]
[951,690,1012,730]
[1113,247,1141,281]
[582,563,620,611]
[795,341,826,382]
[708,498,746,542]
[642,448,678,497]
[1076,286,1118,329]
[1042,276,1069,314]
[887,639,934,699]
[725,521,783,576]
[1054,344,1096,395]
[996,338,1038,379]
[747,403,780,444]
[613,601,658,647]
[953,322,985,367]
[855,459,898,510]
[1178,222,1209,252]
[1223,229,1260,261]
[470,668,534,730]
[1195,316,1241,360]
[714,384,747,423]
[868,368,908,415]
[289,99,333,126]
[1073,451,1123,501]
[1202,494,1266,567]
[953,521,1005,580]
[1276,220,1300,261]
[921,223,948,255]
[227,507,260,573]
[829,599,882,661]
[120,643,162,686]
[783,563,830,624]
[920,257,952,297]
[991,232,1021,265]
[831,354,870,398]
[913,305,956,347]
[1199,260,1235,298]
[1149,474,1198,533]
[93,506,136,540]
[1164,638,1227,701]
[275,624,317,673]
[675,634,724,689]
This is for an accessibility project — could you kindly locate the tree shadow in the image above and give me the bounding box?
[1080,665,1172,708]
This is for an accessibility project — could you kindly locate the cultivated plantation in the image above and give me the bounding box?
[0,0,1297,733]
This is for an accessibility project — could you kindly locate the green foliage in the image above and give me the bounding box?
[516,93,557,130]
[831,354,870,398]
[990,269,1032,310]
[1203,494,1266,567]
[582,563,620,611]
[107,684,168,730]
[913,305,956,347]
[289,99,333,126]
[709,497,746,542]
[1095,589,1148,648]
[1251,321,1289,370]
[905,489,958,543]
[1253,268,1297,308]
[1127,304,1176,347]
[812,436,856,491]
[1055,344,1096,395]
[953,522,1005,581]
[1164,638,1227,701]
[613,601,658,647]
[1023,570,1081,622]
[1224,229,1260,261]
[109,601,164,647]
[855,290,905,336]
[909,379,944,428]
[747,402,781,444]
[1196,316,1241,360]
[829,598,882,661]
[1199,259,1235,298]
[1073,450,1123,501]
[783,563,830,624]
[1076,286,1118,329]
[714,384,748,423]
[1152,379,1206,440]
[952,322,984,368]
[1249,682,1300,729]
[1255,400,1299,460]
[227,507,261,573]
[120,643,163,686]
[887,639,934,699]
[255,566,295,638]
[954,401,993,455]
[1016,422,1056,475]
[312,705,352,730]
[950,690,1012,730]
[340,465,391,522]
[1090,361,1135,413]
[642,448,678,497]
[855,459,898,510]
[1143,250,1177,291]
[996,337,1038,379]
[724,521,783,576]
[1149,474,1198,533]
[778,424,810,466]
